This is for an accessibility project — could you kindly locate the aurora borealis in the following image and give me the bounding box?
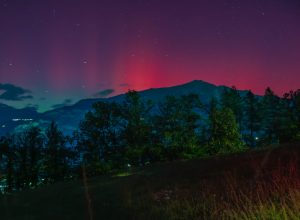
[0,0,299,111]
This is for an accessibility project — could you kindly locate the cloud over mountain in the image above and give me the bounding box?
[93,89,115,98]
[51,99,73,109]
[0,84,33,101]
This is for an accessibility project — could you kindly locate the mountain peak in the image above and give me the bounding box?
[189,79,205,83]
[175,80,218,91]
[182,80,216,87]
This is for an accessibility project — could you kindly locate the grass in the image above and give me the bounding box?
[0,144,299,220]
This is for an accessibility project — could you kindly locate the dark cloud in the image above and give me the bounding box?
[0,84,33,101]
[51,99,73,109]
[93,89,115,98]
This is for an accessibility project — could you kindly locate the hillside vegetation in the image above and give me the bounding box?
[1,86,300,219]
[0,144,299,220]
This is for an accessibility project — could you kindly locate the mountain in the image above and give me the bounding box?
[40,80,250,134]
[0,103,39,135]
[0,80,251,135]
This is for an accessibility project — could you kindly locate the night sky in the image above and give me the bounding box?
[0,0,299,111]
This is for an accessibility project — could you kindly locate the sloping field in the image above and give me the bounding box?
[0,144,299,220]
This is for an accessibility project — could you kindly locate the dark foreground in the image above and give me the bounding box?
[0,144,299,220]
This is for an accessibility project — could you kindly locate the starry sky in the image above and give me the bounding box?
[0,0,299,111]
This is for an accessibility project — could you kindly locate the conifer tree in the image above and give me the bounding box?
[0,136,15,191]
[243,90,261,147]
[221,86,243,128]
[15,126,43,189]
[208,107,244,155]
[155,94,202,159]
[280,90,300,142]
[79,101,123,175]
[261,87,282,144]
[44,122,69,183]
[122,90,153,165]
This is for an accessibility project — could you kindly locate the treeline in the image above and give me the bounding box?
[0,87,300,192]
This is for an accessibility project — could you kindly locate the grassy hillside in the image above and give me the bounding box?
[0,144,299,220]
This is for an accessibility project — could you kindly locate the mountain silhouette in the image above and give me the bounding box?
[0,80,250,135]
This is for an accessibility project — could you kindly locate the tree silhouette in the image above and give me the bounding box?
[261,87,282,144]
[243,90,261,147]
[14,126,43,189]
[0,136,15,191]
[208,107,244,155]
[79,101,123,175]
[221,86,243,128]
[280,90,300,142]
[44,122,70,183]
[122,90,153,165]
[155,94,202,159]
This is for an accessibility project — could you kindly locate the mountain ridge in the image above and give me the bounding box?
[0,80,253,135]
